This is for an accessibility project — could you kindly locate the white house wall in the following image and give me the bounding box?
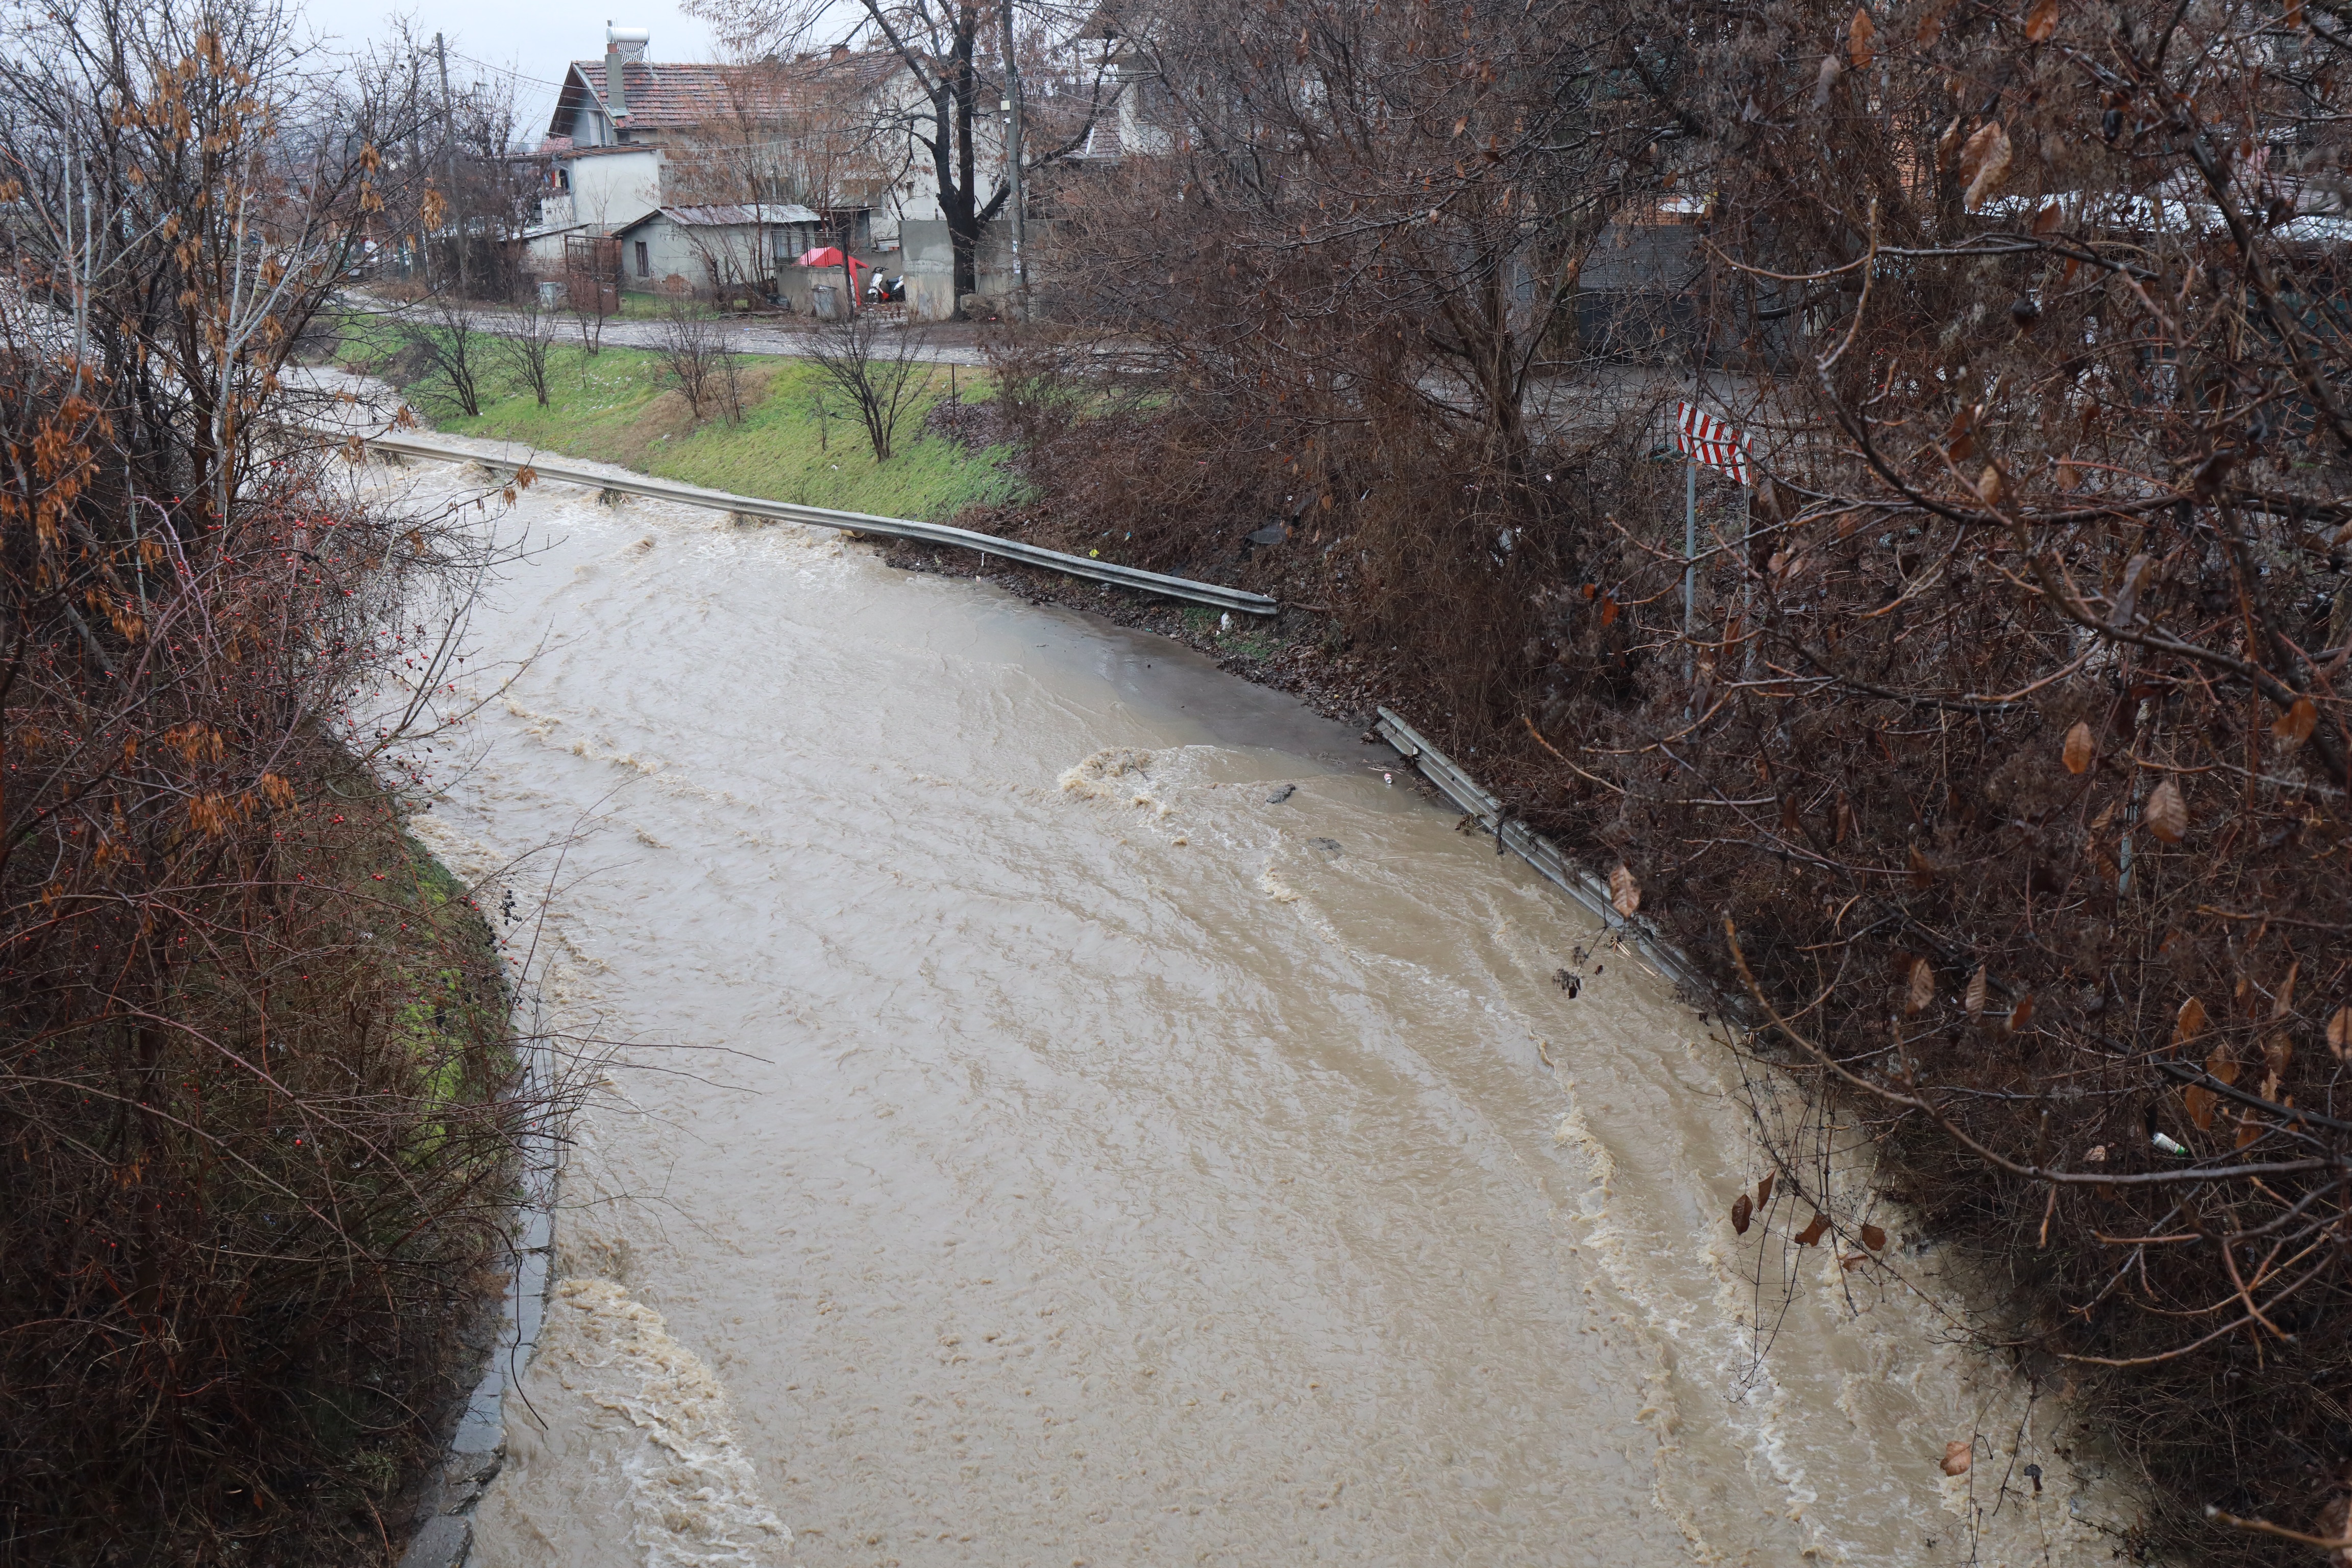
[564,149,665,234]
[864,70,1008,249]
[626,218,821,298]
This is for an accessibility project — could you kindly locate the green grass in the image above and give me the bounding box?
[335,313,1024,523]
[1177,603,1291,661]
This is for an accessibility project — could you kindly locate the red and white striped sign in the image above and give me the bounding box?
[1675,402,1751,486]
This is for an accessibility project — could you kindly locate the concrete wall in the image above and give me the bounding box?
[898,219,1043,320]
[521,229,572,277]
[623,216,819,301]
[774,247,891,317]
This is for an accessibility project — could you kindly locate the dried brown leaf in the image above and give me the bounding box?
[1943,1440,1973,1476]
[2272,696,2318,744]
[2273,961,2299,1020]
[2024,0,2061,41]
[2031,201,2064,234]
[2330,1006,2351,1062]
[2185,1084,2218,1131]
[1908,844,1937,887]
[1609,863,1640,918]
[2207,1043,2240,1086]
[1961,121,2013,210]
[2144,778,2188,844]
[1965,965,1989,1016]
[1848,6,1877,67]
[1860,1222,1888,1251]
[1942,404,1977,462]
[1731,1193,1753,1234]
[2263,1033,2292,1080]
[1757,1171,1775,1206]
[1795,1212,1830,1246]
[2173,995,2207,1046]
[1906,956,1935,1015]
[2062,720,2094,774]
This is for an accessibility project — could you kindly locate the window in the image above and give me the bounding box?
[634,240,649,278]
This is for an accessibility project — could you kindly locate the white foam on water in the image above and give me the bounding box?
[1056,746,1154,802]
[537,1278,792,1568]
[1256,863,1300,902]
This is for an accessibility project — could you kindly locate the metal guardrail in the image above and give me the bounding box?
[354,430,1281,617]
[1371,705,1726,1006]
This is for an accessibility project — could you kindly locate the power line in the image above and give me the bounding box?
[447,50,572,91]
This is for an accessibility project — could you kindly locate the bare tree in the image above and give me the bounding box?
[496,288,561,406]
[1070,0,1664,468]
[662,60,816,302]
[655,299,746,422]
[394,293,492,417]
[686,2,1110,312]
[350,19,534,298]
[806,307,929,459]
[563,234,623,357]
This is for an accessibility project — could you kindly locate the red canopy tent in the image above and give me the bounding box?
[792,246,873,276]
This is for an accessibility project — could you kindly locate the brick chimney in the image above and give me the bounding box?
[605,23,649,122]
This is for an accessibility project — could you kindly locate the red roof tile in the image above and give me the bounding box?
[565,51,910,132]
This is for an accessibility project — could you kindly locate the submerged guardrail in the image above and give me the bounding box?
[355,430,1282,618]
[1371,705,1725,1007]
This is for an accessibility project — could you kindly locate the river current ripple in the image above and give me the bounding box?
[366,451,2128,1568]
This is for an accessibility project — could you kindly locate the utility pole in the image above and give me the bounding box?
[435,32,469,298]
[1683,451,1697,693]
[999,0,1026,312]
[838,206,857,318]
[406,59,429,287]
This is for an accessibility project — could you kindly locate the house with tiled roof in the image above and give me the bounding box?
[520,24,1011,299]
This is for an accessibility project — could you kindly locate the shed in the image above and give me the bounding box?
[614,203,823,300]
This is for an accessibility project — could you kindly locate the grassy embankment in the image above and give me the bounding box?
[2,761,525,1564]
[331,313,1025,523]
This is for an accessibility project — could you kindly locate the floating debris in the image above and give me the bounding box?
[1266,783,1296,804]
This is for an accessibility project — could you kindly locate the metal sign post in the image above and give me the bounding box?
[1684,455,1698,684]
[1673,401,1753,700]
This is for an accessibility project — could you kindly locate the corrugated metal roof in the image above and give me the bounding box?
[655,203,822,227]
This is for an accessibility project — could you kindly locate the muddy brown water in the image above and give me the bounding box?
[370,449,2132,1568]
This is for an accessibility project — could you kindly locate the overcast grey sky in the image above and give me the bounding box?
[294,0,722,137]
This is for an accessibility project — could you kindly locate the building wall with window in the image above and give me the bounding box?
[614,205,823,300]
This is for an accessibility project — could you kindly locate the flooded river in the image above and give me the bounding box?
[378,450,2130,1567]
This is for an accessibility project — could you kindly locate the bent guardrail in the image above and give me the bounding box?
[351,430,1281,617]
